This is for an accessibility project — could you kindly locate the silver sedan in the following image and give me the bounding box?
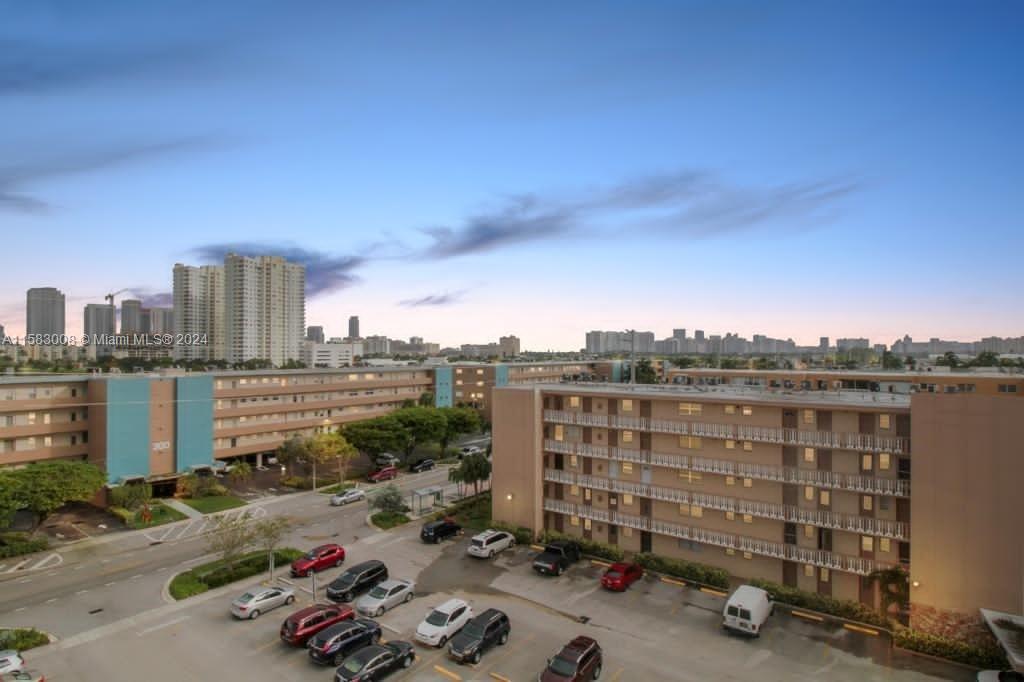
[230,585,296,619]
[330,488,367,506]
[354,578,415,617]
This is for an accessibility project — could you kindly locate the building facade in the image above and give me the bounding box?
[307,326,325,344]
[224,254,305,365]
[149,307,174,334]
[301,340,363,368]
[120,299,144,334]
[26,287,66,337]
[173,263,224,362]
[348,316,360,339]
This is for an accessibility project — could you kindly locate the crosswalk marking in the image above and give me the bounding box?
[1,552,63,574]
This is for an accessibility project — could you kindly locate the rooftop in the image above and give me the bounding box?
[666,367,1024,379]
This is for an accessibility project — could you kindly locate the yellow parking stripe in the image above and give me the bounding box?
[791,610,824,622]
[843,623,879,636]
[530,544,545,551]
[590,559,611,568]
[699,586,728,597]
[609,668,625,682]
[489,674,513,682]
[660,576,687,587]
[434,664,462,681]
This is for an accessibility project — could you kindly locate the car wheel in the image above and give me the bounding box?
[472,651,481,664]
[403,655,413,668]
[488,550,494,558]
[335,559,343,567]
[404,592,413,603]
[375,607,384,617]
[334,653,345,666]
[438,636,447,647]
[499,631,508,645]
[555,565,563,576]
[593,663,602,679]
[434,536,441,544]
[285,595,295,605]
[343,591,353,602]
[249,609,260,620]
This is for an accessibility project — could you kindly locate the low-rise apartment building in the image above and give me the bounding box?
[491,380,1024,621]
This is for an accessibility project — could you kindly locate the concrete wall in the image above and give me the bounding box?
[176,375,214,471]
[492,387,543,533]
[149,379,176,475]
[103,378,151,482]
[910,393,1024,615]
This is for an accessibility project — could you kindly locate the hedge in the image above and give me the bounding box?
[0,628,50,651]
[894,626,1010,669]
[746,578,889,628]
[490,521,534,545]
[371,512,410,529]
[169,548,304,600]
[634,552,730,589]
[0,533,48,559]
[538,530,625,563]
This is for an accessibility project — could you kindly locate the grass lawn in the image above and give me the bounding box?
[181,495,247,514]
[445,491,492,532]
[0,628,50,651]
[318,482,355,495]
[169,548,303,600]
[371,511,411,530]
[113,501,188,529]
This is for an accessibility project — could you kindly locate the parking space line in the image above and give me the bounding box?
[843,623,879,636]
[137,615,190,636]
[660,576,687,587]
[589,559,611,568]
[483,632,535,673]
[609,667,624,682]
[489,674,512,682]
[433,664,462,680]
[791,610,824,623]
[699,586,728,597]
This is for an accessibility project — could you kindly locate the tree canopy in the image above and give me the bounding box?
[449,453,491,496]
[343,416,408,458]
[391,407,446,458]
[10,460,106,519]
[437,407,481,456]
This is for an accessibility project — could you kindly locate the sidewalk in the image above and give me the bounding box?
[161,498,204,520]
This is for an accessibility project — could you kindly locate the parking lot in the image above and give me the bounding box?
[26,521,971,681]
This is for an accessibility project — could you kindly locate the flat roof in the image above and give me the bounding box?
[667,367,1023,380]
[499,381,912,409]
[0,365,431,386]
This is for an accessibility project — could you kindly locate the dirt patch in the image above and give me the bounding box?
[37,502,126,542]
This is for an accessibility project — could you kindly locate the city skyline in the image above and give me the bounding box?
[2,2,1022,349]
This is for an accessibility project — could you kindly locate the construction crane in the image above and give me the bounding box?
[104,288,131,306]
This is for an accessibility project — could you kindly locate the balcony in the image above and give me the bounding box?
[543,498,892,576]
[543,468,909,540]
[544,410,910,455]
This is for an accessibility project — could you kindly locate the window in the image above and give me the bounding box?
[679,470,701,483]
[622,526,633,537]
[456,369,463,375]
[622,462,633,474]
[554,424,564,442]
[803,409,814,424]
[678,402,702,415]
[742,441,753,452]
[820,568,830,583]
[880,538,891,553]
[725,511,735,521]
[862,495,873,511]
[879,453,891,470]
[570,485,580,496]
[622,494,633,506]
[804,486,815,501]
[621,399,633,412]
[743,478,752,488]
[726,475,736,486]
[476,369,484,375]
[725,405,736,415]
[691,505,703,518]
[725,548,736,556]
[804,447,815,463]
[679,435,701,450]
[861,536,874,552]
[742,406,753,416]
[569,396,580,408]
[862,454,873,471]
[622,430,634,443]
[570,515,580,526]
[819,490,830,506]
[742,514,753,524]
[998,384,1018,393]
[804,524,814,538]
[879,496,890,511]
[678,503,689,516]
[879,414,891,429]
[584,488,592,501]
[569,454,578,467]
[583,518,592,531]
[804,564,815,577]
[742,551,752,560]
[725,439,735,449]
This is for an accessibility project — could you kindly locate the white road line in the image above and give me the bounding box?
[4,559,30,573]
[16,577,32,584]
[101,559,112,564]
[46,571,58,577]
[33,553,63,571]
[157,567,168,572]
[14,607,26,612]
[130,574,143,580]
[381,623,402,634]
[45,598,58,604]
[105,582,117,587]
[137,615,190,636]
[75,589,89,595]
[73,565,85,571]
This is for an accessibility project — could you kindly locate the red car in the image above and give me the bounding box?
[279,603,354,646]
[600,562,643,591]
[367,465,398,482]
[291,543,345,577]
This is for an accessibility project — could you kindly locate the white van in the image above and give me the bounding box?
[722,585,773,636]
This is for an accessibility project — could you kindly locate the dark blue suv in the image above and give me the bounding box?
[307,618,382,666]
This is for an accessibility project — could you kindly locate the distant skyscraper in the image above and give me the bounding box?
[120,299,144,334]
[224,254,305,365]
[149,308,174,334]
[173,263,225,362]
[84,303,116,356]
[307,326,325,344]
[0,323,5,341]
[819,337,830,352]
[694,330,705,343]
[26,287,66,337]
[499,335,521,357]
[672,329,687,340]
[348,316,360,339]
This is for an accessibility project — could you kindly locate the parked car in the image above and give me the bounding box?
[421,518,462,544]
[327,560,389,603]
[367,465,398,483]
[409,458,435,473]
[415,598,473,647]
[374,453,401,467]
[460,446,483,457]
[230,585,296,619]
[0,671,45,682]
[448,608,510,665]
[291,543,345,577]
[0,652,23,675]
[334,641,415,681]
[355,578,415,617]
[307,618,382,666]
[466,529,515,558]
[330,488,367,506]
[279,604,354,647]
[600,562,643,592]
[532,540,581,576]
[722,585,773,637]
[539,636,603,681]
[977,672,1024,681]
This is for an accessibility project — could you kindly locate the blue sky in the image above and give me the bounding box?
[1,1,1021,350]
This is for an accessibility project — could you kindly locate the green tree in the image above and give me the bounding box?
[882,351,903,370]
[251,516,291,580]
[391,407,446,460]
[753,357,778,370]
[971,351,999,367]
[307,431,358,488]
[275,436,310,477]
[0,471,21,528]
[670,356,696,368]
[634,358,658,384]
[205,511,255,572]
[937,351,961,368]
[418,392,434,407]
[438,407,481,458]
[227,461,253,485]
[451,453,491,496]
[369,484,409,514]
[15,461,106,520]
[109,482,153,511]
[343,416,408,459]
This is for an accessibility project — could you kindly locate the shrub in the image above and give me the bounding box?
[747,578,889,628]
[539,530,625,563]
[170,548,304,600]
[0,628,50,651]
[177,473,228,498]
[894,626,1010,669]
[280,476,313,490]
[0,533,48,559]
[371,511,411,530]
[634,552,730,589]
[491,521,534,545]
[109,482,152,510]
[369,484,410,514]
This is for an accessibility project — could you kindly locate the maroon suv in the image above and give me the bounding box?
[539,636,603,681]
[367,465,398,482]
[279,603,354,646]
[290,543,345,577]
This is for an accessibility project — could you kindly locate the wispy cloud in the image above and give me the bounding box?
[398,291,466,308]
[190,243,365,297]
[123,289,173,308]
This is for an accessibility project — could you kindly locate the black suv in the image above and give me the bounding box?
[326,560,388,602]
[308,618,382,666]
[448,608,510,665]
[409,458,435,473]
[421,518,462,544]
[532,541,581,576]
[539,636,603,681]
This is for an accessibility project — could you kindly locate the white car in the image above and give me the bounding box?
[467,529,515,558]
[0,651,24,674]
[230,585,296,619]
[977,673,1024,682]
[330,488,367,506]
[355,578,415,617]
[415,598,473,647]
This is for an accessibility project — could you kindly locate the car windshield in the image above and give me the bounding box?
[340,656,367,674]
[239,592,255,601]
[461,621,485,639]
[426,609,450,626]
[548,655,578,676]
[604,571,622,579]
[335,573,356,587]
[368,585,388,599]
[303,551,317,560]
[471,539,484,548]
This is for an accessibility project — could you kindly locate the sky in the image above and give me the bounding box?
[1,0,1021,350]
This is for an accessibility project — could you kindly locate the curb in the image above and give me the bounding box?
[891,645,985,672]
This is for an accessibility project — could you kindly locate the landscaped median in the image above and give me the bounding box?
[109,500,188,529]
[0,532,48,559]
[0,628,50,652]
[370,511,410,529]
[169,548,303,600]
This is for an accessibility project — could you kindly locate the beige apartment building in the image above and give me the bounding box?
[492,380,1024,620]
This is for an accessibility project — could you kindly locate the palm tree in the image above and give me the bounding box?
[451,454,491,496]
